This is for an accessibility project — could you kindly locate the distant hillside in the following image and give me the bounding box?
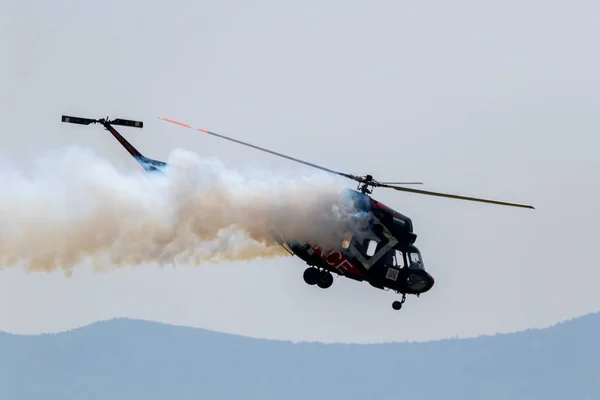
[0,314,598,400]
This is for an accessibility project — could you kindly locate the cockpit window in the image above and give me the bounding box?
[408,252,424,269]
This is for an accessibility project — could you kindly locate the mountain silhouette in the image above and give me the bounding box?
[0,313,598,399]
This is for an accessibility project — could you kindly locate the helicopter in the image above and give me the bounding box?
[61,114,534,310]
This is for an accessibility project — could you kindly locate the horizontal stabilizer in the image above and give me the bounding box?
[134,155,167,173]
[62,115,96,125]
[112,118,143,128]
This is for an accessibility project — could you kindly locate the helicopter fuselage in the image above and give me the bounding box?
[272,188,435,297]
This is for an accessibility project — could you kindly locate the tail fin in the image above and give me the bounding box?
[103,122,167,173]
[61,115,167,173]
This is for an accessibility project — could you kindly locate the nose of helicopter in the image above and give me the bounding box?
[407,270,435,293]
[427,272,435,290]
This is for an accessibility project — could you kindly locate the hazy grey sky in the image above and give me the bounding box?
[1,0,599,343]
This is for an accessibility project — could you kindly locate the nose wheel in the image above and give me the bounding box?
[392,293,407,310]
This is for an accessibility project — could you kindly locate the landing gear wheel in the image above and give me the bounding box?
[392,293,407,310]
[317,271,334,289]
[303,267,320,285]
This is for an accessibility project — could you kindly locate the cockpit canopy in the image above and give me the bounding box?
[386,245,425,270]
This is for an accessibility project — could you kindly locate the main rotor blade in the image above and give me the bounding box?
[158,116,360,182]
[379,183,535,209]
[379,181,423,185]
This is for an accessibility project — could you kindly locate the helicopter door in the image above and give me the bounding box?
[382,250,405,268]
[351,237,399,270]
[382,249,405,282]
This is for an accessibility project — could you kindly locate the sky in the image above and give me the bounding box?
[0,0,599,343]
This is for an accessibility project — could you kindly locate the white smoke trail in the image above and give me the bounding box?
[0,146,367,275]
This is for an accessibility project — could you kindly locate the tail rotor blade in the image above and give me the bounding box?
[112,118,144,128]
[62,115,97,125]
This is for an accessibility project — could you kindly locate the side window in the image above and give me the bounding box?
[395,250,405,268]
[366,240,378,256]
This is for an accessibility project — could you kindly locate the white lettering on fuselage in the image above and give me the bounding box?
[313,247,358,275]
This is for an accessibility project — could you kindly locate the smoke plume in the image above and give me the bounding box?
[0,146,367,275]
